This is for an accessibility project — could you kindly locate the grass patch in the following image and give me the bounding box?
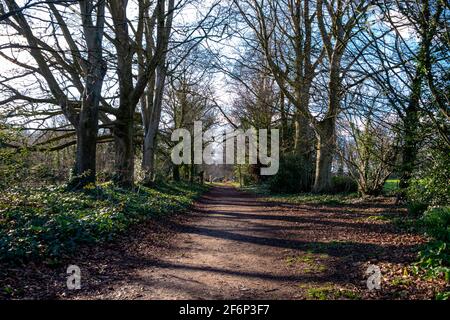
[209,181,240,188]
[390,277,414,287]
[0,181,208,263]
[240,184,357,205]
[267,193,357,205]
[365,215,392,222]
[305,286,361,300]
[383,179,400,195]
[239,184,271,195]
[286,251,329,273]
[247,179,399,197]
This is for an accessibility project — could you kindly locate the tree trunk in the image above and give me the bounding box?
[70,81,103,189]
[141,59,168,185]
[399,47,424,191]
[279,90,288,150]
[293,86,315,190]
[113,115,135,189]
[142,123,158,184]
[313,118,336,193]
[293,112,313,155]
[68,0,106,190]
[312,50,341,193]
[140,0,174,184]
[238,165,243,187]
[70,115,98,189]
[399,99,419,190]
[109,0,135,189]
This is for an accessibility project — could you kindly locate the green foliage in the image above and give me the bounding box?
[394,206,450,284]
[407,201,429,216]
[234,164,257,186]
[0,130,29,190]
[239,183,270,195]
[412,241,450,282]
[407,207,450,283]
[30,163,55,180]
[263,192,356,206]
[407,149,450,215]
[0,128,70,187]
[0,182,207,263]
[243,178,357,205]
[330,175,358,194]
[420,207,450,242]
[0,149,27,189]
[305,286,360,300]
[436,291,450,300]
[383,179,400,195]
[267,153,313,193]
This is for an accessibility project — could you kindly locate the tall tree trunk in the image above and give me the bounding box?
[68,0,106,189]
[399,18,429,191]
[142,64,166,184]
[142,123,159,183]
[293,85,315,190]
[399,77,421,190]
[71,66,106,188]
[279,89,289,151]
[71,101,98,188]
[109,0,136,188]
[293,111,313,155]
[72,65,106,188]
[113,113,135,189]
[140,0,174,184]
[313,117,336,193]
[314,0,369,192]
[313,57,340,193]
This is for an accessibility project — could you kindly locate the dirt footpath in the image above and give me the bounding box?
[66,185,441,300]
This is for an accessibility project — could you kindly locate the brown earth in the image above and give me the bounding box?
[1,185,446,299]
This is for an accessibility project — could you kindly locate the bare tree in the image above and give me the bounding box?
[0,0,107,189]
[105,0,176,187]
[161,56,218,182]
[339,98,398,196]
[360,0,449,193]
[233,0,371,192]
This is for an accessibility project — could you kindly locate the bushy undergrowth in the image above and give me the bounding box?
[330,175,358,194]
[411,207,450,287]
[394,206,450,297]
[420,207,450,243]
[0,129,28,190]
[265,152,358,194]
[413,241,449,282]
[402,149,450,295]
[407,149,450,215]
[0,182,207,263]
[267,154,313,193]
